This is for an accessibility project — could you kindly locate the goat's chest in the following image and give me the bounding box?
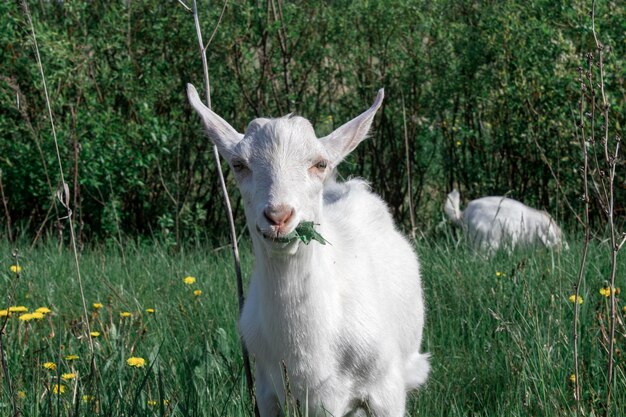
[241,275,341,384]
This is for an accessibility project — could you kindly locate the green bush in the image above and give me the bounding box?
[0,0,624,243]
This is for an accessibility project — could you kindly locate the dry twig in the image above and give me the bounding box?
[189,1,258,414]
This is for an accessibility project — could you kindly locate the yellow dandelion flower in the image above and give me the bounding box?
[600,287,617,297]
[42,362,56,371]
[10,265,22,274]
[0,309,9,317]
[146,308,155,314]
[183,276,196,285]
[61,373,77,381]
[495,271,505,278]
[90,331,100,338]
[193,290,202,297]
[148,400,157,406]
[120,311,132,318]
[17,391,26,399]
[19,312,43,321]
[569,374,577,383]
[51,384,66,395]
[569,295,583,304]
[126,357,146,368]
[93,302,103,310]
[65,354,79,361]
[623,306,626,314]
[455,140,462,147]
[9,306,28,313]
[19,313,34,322]
[35,307,51,314]
[82,394,95,403]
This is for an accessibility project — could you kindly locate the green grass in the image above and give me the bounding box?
[0,238,624,416]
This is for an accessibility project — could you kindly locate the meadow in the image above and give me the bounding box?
[1,236,624,416]
[1,0,624,416]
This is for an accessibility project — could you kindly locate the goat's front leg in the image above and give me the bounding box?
[255,365,281,417]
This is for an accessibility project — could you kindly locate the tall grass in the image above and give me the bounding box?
[0,239,624,416]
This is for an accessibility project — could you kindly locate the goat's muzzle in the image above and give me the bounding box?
[263,204,295,233]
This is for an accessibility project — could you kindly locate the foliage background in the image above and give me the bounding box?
[0,0,624,245]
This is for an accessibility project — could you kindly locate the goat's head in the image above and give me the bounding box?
[187,84,383,252]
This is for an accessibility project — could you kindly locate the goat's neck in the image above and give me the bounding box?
[257,239,323,285]
[252,235,334,313]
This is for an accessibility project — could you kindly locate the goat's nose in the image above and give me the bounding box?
[263,204,295,226]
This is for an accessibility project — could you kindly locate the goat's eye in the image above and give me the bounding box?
[231,160,248,173]
[313,160,327,171]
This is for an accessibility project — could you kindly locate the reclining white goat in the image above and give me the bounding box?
[444,189,565,253]
[188,84,429,417]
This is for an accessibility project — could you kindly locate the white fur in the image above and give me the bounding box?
[188,84,429,417]
[444,189,566,253]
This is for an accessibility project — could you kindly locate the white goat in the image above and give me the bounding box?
[188,84,429,417]
[444,189,565,253]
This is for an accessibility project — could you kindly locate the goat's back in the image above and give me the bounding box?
[463,196,560,250]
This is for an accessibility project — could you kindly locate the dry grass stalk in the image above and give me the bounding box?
[188,0,258,415]
[20,0,97,376]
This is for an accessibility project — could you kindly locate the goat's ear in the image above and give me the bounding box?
[187,83,243,160]
[320,89,384,164]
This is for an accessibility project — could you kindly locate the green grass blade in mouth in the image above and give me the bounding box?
[294,221,327,245]
[272,222,327,245]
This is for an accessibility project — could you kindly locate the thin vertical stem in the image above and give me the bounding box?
[21,0,96,372]
[0,170,13,242]
[401,94,416,241]
[190,1,258,415]
[572,64,591,413]
[590,1,621,413]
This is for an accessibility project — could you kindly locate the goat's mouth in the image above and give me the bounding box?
[256,222,328,246]
[256,226,299,244]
